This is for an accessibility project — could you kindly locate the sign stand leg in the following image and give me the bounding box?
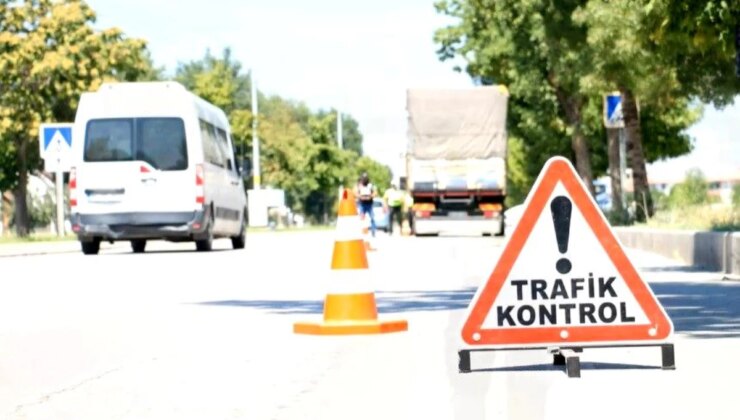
[661,344,675,370]
[458,350,472,373]
[552,353,565,366]
[565,353,581,378]
[55,167,65,237]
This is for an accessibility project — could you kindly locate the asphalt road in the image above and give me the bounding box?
[0,231,738,419]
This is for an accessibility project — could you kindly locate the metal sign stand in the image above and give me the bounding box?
[458,343,675,378]
[39,123,74,237]
[55,166,64,237]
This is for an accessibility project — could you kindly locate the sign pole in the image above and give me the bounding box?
[55,165,64,237]
[251,70,261,189]
[618,128,627,208]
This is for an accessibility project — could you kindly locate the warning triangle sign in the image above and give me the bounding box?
[462,157,672,347]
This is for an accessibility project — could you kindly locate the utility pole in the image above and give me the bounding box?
[251,70,261,189]
[618,127,627,208]
[336,108,343,149]
[607,128,624,217]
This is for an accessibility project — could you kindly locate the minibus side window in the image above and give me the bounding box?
[200,120,224,168]
[215,127,233,171]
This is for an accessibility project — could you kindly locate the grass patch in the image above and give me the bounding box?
[641,205,740,232]
[0,233,77,244]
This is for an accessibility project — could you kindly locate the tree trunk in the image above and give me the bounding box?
[559,98,594,195]
[13,136,31,237]
[607,128,624,217]
[620,87,653,221]
[549,80,595,196]
[571,128,595,196]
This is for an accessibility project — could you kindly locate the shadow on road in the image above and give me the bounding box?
[196,289,477,314]
[651,281,740,338]
[196,281,740,338]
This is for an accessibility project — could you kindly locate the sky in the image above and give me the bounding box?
[86,0,739,183]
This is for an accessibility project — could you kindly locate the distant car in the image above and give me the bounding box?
[373,198,389,232]
[593,179,612,212]
[355,198,389,232]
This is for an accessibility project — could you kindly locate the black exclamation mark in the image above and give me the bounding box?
[550,196,572,274]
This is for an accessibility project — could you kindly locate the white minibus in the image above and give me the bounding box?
[69,81,248,254]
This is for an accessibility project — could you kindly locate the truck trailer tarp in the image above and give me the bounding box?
[406,86,509,160]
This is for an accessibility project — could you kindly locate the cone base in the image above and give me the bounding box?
[294,319,408,335]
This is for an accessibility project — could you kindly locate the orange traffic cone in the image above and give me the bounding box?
[293,188,407,335]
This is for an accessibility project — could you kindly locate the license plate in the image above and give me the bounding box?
[447,211,468,219]
[88,193,122,203]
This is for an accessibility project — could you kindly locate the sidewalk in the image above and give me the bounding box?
[0,240,85,258]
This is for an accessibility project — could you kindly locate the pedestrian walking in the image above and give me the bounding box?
[383,183,404,235]
[355,172,377,237]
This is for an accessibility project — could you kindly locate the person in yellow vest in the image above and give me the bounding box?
[383,183,405,235]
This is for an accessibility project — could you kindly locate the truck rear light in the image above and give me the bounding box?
[413,203,436,212]
[479,203,502,219]
[69,167,77,207]
[195,164,205,204]
[413,203,435,218]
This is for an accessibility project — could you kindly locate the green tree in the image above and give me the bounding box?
[434,0,719,217]
[644,0,740,106]
[174,48,389,223]
[505,136,532,207]
[573,0,739,221]
[175,48,251,115]
[351,156,392,195]
[0,0,155,236]
[435,0,598,195]
[668,168,709,208]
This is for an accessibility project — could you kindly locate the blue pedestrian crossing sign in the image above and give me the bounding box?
[603,93,624,129]
[39,123,74,172]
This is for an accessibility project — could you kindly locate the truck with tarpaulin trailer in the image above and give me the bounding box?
[405,86,509,236]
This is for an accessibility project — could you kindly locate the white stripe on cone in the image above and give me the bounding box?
[323,268,375,294]
[335,215,364,242]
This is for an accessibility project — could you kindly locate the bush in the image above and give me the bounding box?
[667,168,709,208]
[9,192,55,233]
[733,184,740,208]
[646,205,740,232]
[29,193,55,230]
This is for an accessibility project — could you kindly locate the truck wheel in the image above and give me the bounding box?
[131,240,147,253]
[81,239,100,255]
